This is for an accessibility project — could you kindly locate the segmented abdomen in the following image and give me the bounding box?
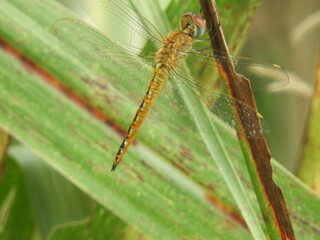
[111,67,169,171]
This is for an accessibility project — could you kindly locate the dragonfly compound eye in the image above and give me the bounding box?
[180,12,206,38]
[192,14,206,38]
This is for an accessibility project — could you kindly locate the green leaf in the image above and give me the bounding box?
[9,145,93,239]
[0,0,319,240]
[48,203,135,240]
[1,46,251,239]
[0,157,35,240]
[298,62,320,194]
[9,145,132,240]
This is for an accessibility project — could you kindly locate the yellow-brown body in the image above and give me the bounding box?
[111,29,195,171]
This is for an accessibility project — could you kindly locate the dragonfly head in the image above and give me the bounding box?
[180,12,206,38]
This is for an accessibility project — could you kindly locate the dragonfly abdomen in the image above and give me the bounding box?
[111,68,169,171]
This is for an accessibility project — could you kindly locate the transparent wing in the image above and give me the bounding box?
[179,46,289,91]
[53,18,154,106]
[52,17,269,138]
[84,0,163,49]
[233,57,289,90]
[65,0,289,92]
[75,0,289,92]
[153,74,268,139]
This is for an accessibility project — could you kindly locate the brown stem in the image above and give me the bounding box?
[198,0,296,239]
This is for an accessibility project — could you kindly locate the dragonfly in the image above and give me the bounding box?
[53,0,289,171]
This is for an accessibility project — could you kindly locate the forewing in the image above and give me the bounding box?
[53,18,154,106]
[84,0,163,50]
[177,46,289,91]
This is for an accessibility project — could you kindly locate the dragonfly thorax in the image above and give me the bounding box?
[156,31,194,69]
